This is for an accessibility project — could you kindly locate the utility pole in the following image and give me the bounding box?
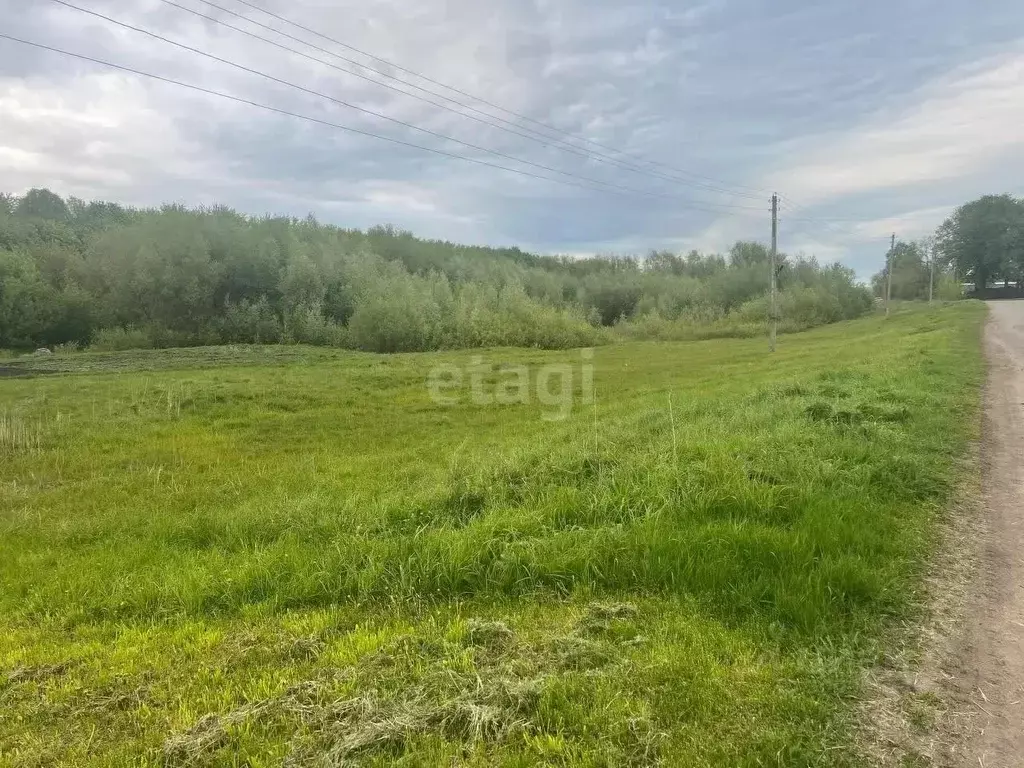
[770,193,778,352]
[928,244,935,303]
[885,233,895,317]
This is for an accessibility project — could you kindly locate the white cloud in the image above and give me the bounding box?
[0,72,216,196]
[762,47,1024,205]
[844,205,955,241]
[688,44,1024,277]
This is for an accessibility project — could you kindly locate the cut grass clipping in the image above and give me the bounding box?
[0,303,984,766]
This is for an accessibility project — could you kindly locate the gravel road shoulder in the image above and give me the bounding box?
[952,301,1024,766]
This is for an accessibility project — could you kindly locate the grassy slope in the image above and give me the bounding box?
[0,303,984,767]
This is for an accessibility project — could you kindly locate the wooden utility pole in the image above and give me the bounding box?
[928,246,935,303]
[770,193,778,352]
[885,233,895,317]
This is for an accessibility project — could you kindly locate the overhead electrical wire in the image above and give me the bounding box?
[777,195,868,241]
[208,0,776,199]
[779,195,862,225]
[14,3,888,259]
[0,33,769,217]
[45,0,769,213]
[6,27,884,269]
[155,0,766,203]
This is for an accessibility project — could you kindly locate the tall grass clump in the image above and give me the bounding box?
[0,410,44,455]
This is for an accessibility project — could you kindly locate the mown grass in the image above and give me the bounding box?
[0,303,985,766]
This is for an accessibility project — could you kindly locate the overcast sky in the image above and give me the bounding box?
[3,0,1023,279]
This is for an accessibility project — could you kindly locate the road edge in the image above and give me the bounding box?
[856,308,988,766]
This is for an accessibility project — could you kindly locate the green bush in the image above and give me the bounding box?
[284,304,348,347]
[91,326,151,352]
[348,289,436,352]
[222,297,283,344]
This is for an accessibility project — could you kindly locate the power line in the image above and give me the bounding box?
[47,0,766,212]
[777,195,866,227]
[159,0,766,203]
[216,0,775,198]
[782,211,871,224]
[0,33,767,217]
[770,192,778,352]
[15,8,886,262]
[777,195,865,240]
[780,221,896,281]
[783,214,862,234]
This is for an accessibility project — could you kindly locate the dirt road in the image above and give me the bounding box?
[958,301,1024,766]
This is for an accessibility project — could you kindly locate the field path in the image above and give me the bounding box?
[958,300,1024,766]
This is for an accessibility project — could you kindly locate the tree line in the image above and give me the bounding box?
[871,194,1024,300]
[0,188,874,352]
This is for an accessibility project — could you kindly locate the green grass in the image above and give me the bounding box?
[0,303,985,766]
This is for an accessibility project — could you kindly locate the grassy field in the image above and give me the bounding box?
[0,303,984,767]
